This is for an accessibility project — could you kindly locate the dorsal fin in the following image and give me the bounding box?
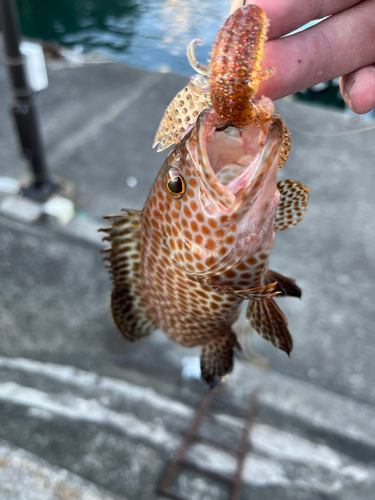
[100,210,156,341]
[274,179,309,231]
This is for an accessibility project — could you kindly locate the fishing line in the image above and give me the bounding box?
[288,123,375,137]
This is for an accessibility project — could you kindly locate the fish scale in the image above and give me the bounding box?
[102,4,309,385]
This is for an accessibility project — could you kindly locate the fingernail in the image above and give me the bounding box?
[343,79,355,103]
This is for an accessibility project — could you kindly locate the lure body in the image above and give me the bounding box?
[210,5,274,127]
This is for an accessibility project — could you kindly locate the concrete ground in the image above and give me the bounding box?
[0,41,374,499]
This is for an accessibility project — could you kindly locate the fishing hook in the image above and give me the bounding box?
[216,120,233,132]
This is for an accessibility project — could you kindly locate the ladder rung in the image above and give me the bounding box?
[179,458,235,485]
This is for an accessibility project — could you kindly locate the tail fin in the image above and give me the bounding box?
[200,331,241,386]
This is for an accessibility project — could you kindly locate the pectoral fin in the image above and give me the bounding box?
[274,180,309,231]
[200,331,241,386]
[265,269,302,298]
[100,210,156,341]
[246,298,293,355]
[201,277,280,300]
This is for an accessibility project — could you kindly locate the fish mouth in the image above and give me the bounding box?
[174,109,284,278]
[191,108,284,212]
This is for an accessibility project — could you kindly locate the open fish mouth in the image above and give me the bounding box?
[192,109,284,212]
[169,108,285,278]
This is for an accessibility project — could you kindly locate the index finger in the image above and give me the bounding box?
[243,0,363,39]
[257,0,375,100]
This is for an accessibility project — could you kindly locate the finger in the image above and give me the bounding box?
[244,0,363,39]
[257,0,375,100]
[340,65,375,114]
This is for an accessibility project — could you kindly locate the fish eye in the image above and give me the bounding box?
[163,167,186,198]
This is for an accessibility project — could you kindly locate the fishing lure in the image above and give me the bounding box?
[154,4,289,159]
[102,5,309,385]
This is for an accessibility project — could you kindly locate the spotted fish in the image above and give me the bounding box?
[102,5,309,385]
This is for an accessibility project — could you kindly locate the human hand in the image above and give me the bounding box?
[231,0,375,114]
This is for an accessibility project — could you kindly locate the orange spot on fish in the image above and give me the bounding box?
[190,220,199,232]
[184,206,192,218]
[194,249,202,260]
[208,218,218,229]
[190,201,198,212]
[205,239,216,250]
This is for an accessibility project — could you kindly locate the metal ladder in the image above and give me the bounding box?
[157,385,258,500]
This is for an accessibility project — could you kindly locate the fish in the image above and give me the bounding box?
[101,4,309,386]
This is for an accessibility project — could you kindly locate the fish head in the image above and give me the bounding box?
[154,109,284,277]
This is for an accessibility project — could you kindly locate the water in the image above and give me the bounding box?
[16,0,232,76]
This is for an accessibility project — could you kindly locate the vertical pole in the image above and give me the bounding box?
[0,0,57,201]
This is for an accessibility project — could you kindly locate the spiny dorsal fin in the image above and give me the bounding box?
[246,298,293,355]
[100,210,156,341]
[265,269,302,298]
[274,179,309,231]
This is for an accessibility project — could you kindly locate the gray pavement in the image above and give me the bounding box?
[0,41,375,499]
[0,439,121,500]
[1,356,375,500]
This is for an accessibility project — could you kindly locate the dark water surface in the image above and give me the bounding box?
[16,0,231,75]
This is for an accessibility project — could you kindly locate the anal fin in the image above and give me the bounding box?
[246,298,293,355]
[274,179,309,231]
[265,269,302,298]
[100,209,156,341]
[200,331,241,386]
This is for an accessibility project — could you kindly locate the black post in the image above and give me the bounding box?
[0,0,58,201]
